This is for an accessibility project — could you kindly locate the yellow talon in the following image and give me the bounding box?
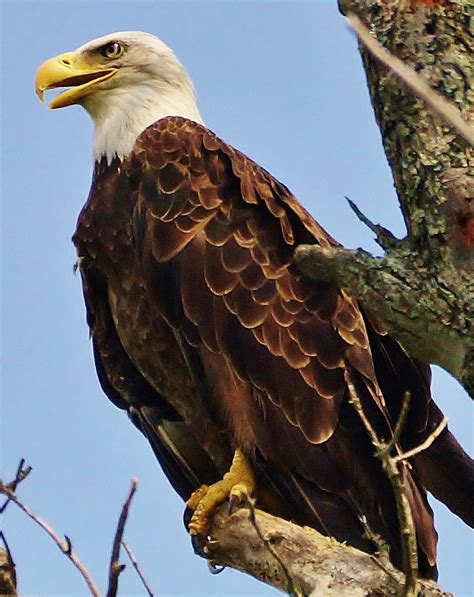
[186,485,209,512]
[187,449,255,537]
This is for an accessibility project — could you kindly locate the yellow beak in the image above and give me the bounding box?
[35,51,117,109]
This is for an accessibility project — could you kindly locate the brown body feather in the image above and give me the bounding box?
[73,117,473,579]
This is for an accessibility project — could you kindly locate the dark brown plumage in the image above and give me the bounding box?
[74,116,473,579]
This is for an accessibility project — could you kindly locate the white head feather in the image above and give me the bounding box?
[74,31,204,163]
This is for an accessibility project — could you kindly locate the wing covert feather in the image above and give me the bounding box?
[130,117,380,446]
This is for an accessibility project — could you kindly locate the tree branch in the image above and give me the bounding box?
[1,463,146,597]
[345,380,419,596]
[0,459,32,515]
[121,542,155,597]
[346,197,401,251]
[295,243,473,397]
[106,478,139,597]
[346,13,474,146]
[394,416,448,463]
[205,505,453,597]
[0,480,101,597]
[296,0,474,397]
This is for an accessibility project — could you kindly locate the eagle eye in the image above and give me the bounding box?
[101,42,123,59]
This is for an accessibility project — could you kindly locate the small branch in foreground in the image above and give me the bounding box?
[2,470,144,597]
[106,478,139,597]
[121,541,154,597]
[346,13,474,146]
[0,480,100,597]
[394,417,448,464]
[0,460,32,515]
[356,514,396,581]
[242,496,300,596]
[345,376,419,597]
[385,391,412,455]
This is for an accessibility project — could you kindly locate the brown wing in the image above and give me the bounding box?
[72,157,226,499]
[130,117,388,445]
[69,114,473,583]
[125,117,444,573]
[76,255,221,499]
[123,116,474,578]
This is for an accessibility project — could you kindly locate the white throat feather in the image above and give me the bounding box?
[85,78,203,165]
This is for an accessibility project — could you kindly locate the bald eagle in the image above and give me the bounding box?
[35,31,473,579]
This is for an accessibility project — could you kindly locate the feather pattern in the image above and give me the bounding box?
[131,119,382,444]
[73,117,474,581]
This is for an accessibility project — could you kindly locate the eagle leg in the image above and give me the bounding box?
[186,449,255,539]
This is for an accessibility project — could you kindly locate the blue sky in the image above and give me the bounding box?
[1,1,472,595]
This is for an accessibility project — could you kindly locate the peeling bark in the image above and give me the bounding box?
[296,0,473,396]
[207,505,454,597]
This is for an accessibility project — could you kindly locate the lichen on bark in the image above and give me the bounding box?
[297,0,473,396]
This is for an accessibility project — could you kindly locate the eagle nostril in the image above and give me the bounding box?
[60,57,72,66]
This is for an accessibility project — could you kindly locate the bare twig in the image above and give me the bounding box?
[394,417,448,463]
[345,373,418,597]
[243,496,300,596]
[346,197,400,251]
[1,460,32,514]
[346,13,474,146]
[121,541,154,597]
[8,460,32,491]
[356,514,399,583]
[0,481,100,597]
[385,391,412,455]
[106,478,139,597]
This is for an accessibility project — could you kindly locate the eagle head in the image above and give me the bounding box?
[35,31,204,162]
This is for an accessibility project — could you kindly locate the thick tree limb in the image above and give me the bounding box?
[206,505,454,597]
[296,0,474,396]
[296,243,473,395]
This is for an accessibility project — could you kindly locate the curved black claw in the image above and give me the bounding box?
[183,504,194,531]
[191,532,212,558]
[208,561,226,575]
[184,502,213,558]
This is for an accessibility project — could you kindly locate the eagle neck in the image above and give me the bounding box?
[88,84,204,165]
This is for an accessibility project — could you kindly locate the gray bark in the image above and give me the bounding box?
[207,506,454,597]
[296,0,473,397]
